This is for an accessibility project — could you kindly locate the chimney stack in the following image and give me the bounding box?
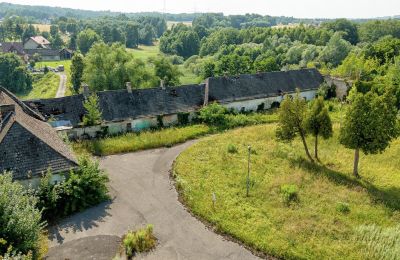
[82,83,90,98]
[203,78,209,106]
[0,104,15,116]
[160,79,165,90]
[126,82,132,93]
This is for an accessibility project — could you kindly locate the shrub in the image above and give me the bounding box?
[336,202,350,214]
[280,184,299,205]
[156,115,164,128]
[0,174,44,257]
[82,93,102,126]
[35,157,109,221]
[227,144,238,154]
[177,112,190,126]
[199,102,228,127]
[123,225,156,258]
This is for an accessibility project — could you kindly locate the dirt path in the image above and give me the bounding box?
[47,142,259,260]
[55,72,67,98]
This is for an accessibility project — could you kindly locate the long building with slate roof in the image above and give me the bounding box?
[23,68,325,139]
[0,87,78,181]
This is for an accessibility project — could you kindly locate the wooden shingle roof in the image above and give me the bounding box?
[0,87,77,180]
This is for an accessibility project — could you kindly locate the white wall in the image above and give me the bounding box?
[23,39,39,49]
[19,172,66,188]
[222,90,317,112]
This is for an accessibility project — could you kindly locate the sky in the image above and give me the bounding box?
[5,0,400,19]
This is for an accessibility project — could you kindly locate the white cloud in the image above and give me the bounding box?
[5,0,400,18]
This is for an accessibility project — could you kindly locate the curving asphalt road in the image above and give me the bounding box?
[46,141,259,260]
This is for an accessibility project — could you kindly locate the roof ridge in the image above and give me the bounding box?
[0,112,15,144]
[0,87,45,121]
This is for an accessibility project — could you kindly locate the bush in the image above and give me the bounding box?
[280,184,299,205]
[336,202,350,214]
[177,112,190,126]
[35,157,109,221]
[0,174,44,257]
[199,103,228,126]
[168,55,184,65]
[123,225,156,258]
[227,144,238,154]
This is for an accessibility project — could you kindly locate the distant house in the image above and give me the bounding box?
[0,42,28,61]
[25,48,61,61]
[23,36,61,61]
[25,68,327,139]
[59,48,74,60]
[0,87,78,185]
[24,36,51,49]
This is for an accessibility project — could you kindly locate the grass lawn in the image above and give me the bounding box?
[173,124,400,259]
[36,60,73,96]
[18,72,59,100]
[72,112,278,156]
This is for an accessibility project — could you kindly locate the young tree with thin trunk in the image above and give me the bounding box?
[305,97,333,160]
[276,91,314,163]
[340,88,399,178]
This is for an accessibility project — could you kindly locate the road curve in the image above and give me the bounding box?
[55,72,67,98]
[47,141,259,260]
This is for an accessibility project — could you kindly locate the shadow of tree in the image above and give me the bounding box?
[289,158,400,211]
[47,199,113,244]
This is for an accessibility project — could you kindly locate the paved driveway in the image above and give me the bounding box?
[47,142,259,260]
[55,72,67,98]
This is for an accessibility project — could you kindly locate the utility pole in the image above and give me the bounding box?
[246,145,251,197]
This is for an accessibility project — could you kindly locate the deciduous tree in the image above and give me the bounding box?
[340,88,399,178]
[305,97,333,160]
[276,91,314,162]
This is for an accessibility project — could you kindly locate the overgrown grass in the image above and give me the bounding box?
[173,124,400,259]
[122,225,156,258]
[18,72,59,100]
[72,113,278,156]
[73,125,212,156]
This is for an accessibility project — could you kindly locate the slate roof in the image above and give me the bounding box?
[24,69,323,127]
[0,87,78,180]
[207,68,324,103]
[25,84,206,127]
[0,42,25,55]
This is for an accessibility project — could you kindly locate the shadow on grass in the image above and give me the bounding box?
[290,158,400,211]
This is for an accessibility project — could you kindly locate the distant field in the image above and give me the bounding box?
[33,23,51,32]
[128,43,199,85]
[128,44,161,60]
[167,21,192,29]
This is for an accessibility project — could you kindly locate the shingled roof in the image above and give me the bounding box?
[208,68,324,103]
[0,87,77,180]
[25,69,323,127]
[26,84,205,127]
[0,42,25,55]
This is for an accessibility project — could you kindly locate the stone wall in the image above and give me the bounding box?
[324,76,352,100]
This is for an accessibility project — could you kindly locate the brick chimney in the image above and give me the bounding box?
[203,78,209,106]
[126,82,132,93]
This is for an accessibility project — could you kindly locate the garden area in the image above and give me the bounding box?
[173,123,400,259]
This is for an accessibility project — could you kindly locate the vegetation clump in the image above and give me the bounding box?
[82,93,102,126]
[122,225,156,258]
[280,184,299,205]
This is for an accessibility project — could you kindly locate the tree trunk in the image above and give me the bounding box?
[353,148,360,178]
[299,131,314,163]
[314,136,319,161]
